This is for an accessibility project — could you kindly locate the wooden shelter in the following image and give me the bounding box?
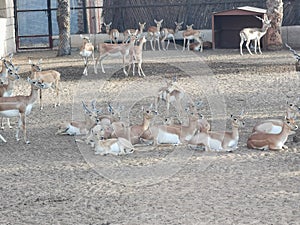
[212,6,267,49]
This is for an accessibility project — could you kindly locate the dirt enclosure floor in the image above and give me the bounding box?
[0,47,300,225]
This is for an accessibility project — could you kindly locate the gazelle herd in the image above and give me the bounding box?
[1,16,300,156]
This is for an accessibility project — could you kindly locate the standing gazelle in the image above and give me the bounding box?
[147,19,164,51]
[239,15,271,55]
[0,78,46,144]
[79,34,95,76]
[160,21,183,50]
[104,22,120,44]
[29,59,61,110]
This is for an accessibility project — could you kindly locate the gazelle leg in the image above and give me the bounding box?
[245,40,253,55]
[240,39,244,55]
[40,89,43,110]
[254,40,258,54]
[172,37,177,50]
[0,134,6,143]
[258,39,262,54]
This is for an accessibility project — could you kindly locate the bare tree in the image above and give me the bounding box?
[57,0,71,56]
[266,0,284,50]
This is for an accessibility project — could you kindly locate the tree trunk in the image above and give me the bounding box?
[266,0,284,51]
[57,0,71,56]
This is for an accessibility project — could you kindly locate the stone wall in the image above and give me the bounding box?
[0,0,16,56]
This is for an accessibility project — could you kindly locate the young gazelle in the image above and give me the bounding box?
[160,21,183,50]
[147,19,163,51]
[127,35,147,76]
[0,78,46,144]
[0,57,20,129]
[111,106,157,145]
[94,33,138,76]
[79,34,95,76]
[155,78,185,117]
[141,109,206,146]
[188,113,245,151]
[56,101,99,136]
[182,26,203,52]
[104,22,120,44]
[29,59,61,110]
[247,118,298,150]
[95,137,134,156]
[252,102,300,134]
[123,22,146,44]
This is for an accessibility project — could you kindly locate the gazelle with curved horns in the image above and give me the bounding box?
[239,15,271,55]
[29,59,61,110]
[247,118,298,150]
[160,21,183,50]
[104,22,120,44]
[0,78,46,144]
[147,19,164,51]
[79,34,95,76]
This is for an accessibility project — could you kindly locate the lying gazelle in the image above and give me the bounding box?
[56,101,99,136]
[0,56,20,129]
[160,21,183,50]
[0,78,46,144]
[29,59,61,110]
[240,15,271,55]
[104,22,120,44]
[182,26,203,52]
[94,32,138,75]
[127,35,147,77]
[123,22,146,44]
[140,109,207,146]
[111,105,157,145]
[95,137,134,156]
[79,34,95,76]
[247,118,298,150]
[155,78,185,117]
[252,101,300,134]
[188,113,245,151]
[147,19,164,51]
[189,42,203,51]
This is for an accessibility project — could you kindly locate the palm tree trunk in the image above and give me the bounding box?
[266,0,284,50]
[57,0,71,56]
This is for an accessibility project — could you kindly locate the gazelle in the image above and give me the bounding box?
[247,118,298,150]
[95,137,134,156]
[155,78,185,117]
[239,15,271,55]
[79,34,95,76]
[252,102,300,134]
[0,78,46,144]
[140,110,204,146]
[188,113,245,151]
[189,42,203,51]
[127,35,147,77]
[0,57,20,129]
[111,106,157,145]
[56,101,99,136]
[94,33,138,76]
[147,19,163,51]
[182,27,203,52]
[160,21,183,50]
[123,22,146,44]
[29,59,61,110]
[104,22,120,44]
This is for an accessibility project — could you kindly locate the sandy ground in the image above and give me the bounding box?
[0,46,300,225]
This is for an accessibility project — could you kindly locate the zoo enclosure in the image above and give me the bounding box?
[13,0,300,51]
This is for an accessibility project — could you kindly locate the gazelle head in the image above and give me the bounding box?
[283,118,298,131]
[286,101,300,119]
[108,103,124,120]
[154,19,163,29]
[82,101,100,124]
[29,59,43,72]
[104,22,112,33]
[186,24,194,30]
[80,34,91,43]
[230,111,246,128]
[174,21,183,33]
[138,22,146,32]
[27,77,46,89]
[255,15,271,28]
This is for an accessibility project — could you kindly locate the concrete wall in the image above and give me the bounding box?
[0,0,16,56]
[281,26,300,48]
